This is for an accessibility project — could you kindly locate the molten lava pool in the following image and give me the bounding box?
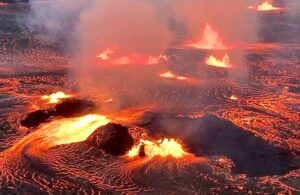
[0,1,299,194]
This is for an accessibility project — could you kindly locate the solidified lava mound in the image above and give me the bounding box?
[20,109,54,128]
[55,99,96,117]
[86,123,134,156]
[143,113,297,177]
[20,99,96,128]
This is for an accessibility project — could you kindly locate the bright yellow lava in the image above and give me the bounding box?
[159,71,188,81]
[257,1,280,11]
[230,95,238,100]
[128,138,187,159]
[205,54,232,68]
[41,91,72,104]
[9,114,111,152]
[39,114,110,146]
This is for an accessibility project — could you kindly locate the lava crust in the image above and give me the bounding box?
[86,123,134,156]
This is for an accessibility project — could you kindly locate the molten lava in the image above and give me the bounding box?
[39,114,110,147]
[127,138,188,159]
[96,49,114,60]
[96,48,167,65]
[159,71,187,81]
[186,23,227,50]
[159,71,176,79]
[229,95,238,100]
[205,54,232,68]
[41,91,72,104]
[9,114,111,152]
[246,43,281,50]
[256,1,282,11]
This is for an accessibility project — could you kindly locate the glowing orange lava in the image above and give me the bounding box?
[246,43,281,50]
[96,49,114,60]
[10,114,111,152]
[159,71,188,81]
[229,95,238,100]
[159,71,176,79]
[96,48,167,65]
[41,91,72,104]
[186,23,227,50]
[38,114,110,147]
[128,138,188,159]
[205,54,232,68]
[249,1,284,11]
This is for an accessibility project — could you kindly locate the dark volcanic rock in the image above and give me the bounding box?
[20,99,96,128]
[20,110,54,128]
[206,66,228,78]
[55,99,96,117]
[138,145,146,157]
[143,113,297,177]
[87,123,134,156]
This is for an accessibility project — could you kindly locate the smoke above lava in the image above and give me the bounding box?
[28,0,258,113]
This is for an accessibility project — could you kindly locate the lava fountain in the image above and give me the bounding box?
[127,138,188,159]
[186,23,227,50]
[205,54,232,68]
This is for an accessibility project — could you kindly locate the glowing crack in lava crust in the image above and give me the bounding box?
[127,138,188,158]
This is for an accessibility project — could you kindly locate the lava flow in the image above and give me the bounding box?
[186,23,227,50]
[96,48,167,65]
[205,54,232,68]
[41,91,73,104]
[127,138,188,159]
[12,114,110,151]
[159,71,188,81]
